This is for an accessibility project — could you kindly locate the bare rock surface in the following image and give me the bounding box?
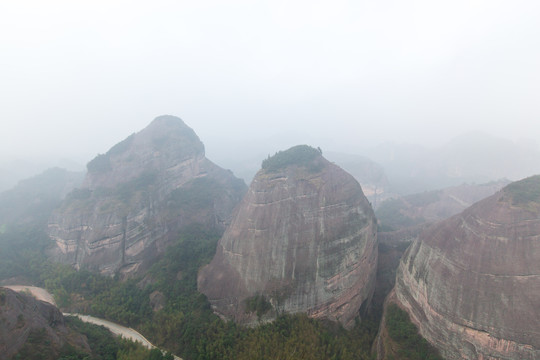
[198,145,378,328]
[0,287,89,360]
[394,175,540,359]
[48,115,246,277]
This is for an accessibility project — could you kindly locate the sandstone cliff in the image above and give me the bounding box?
[48,115,246,277]
[198,145,378,329]
[0,287,89,360]
[394,175,540,359]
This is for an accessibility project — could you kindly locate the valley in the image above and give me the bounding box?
[0,116,538,360]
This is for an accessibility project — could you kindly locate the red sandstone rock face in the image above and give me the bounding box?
[395,176,540,359]
[47,116,246,277]
[198,150,377,328]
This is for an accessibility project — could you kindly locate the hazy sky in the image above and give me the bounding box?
[1,0,539,165]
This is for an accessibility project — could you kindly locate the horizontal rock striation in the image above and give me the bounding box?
[395,175,540,359]
[48,115,246,277]
[198,145,378,328]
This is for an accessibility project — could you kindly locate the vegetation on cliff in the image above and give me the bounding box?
[261,145,322,172]
[385,304,442,360]
[13,315,173,360]
[505,175,540,205]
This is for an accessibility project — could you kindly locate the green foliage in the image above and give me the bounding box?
[261,145,323,173]
[14,328,57,360]
[108,134,135,157]
[112,171,157,203]
[168,178,224,211]
[65,316,119,359]
[137,224,379,360]
[244,294,272,318]
[230,313,376,360]
[87,134,135,174]
[87,154,112,174]
[375,198,419,231]
[505,175,540,205]
[385,304,442,360]
[64,316,172,360]
[1,220,383,360]
[0,225,52,280]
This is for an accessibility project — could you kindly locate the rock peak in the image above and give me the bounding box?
[48,116,247,277]
[146,115,200,140]
[198,146,377,328]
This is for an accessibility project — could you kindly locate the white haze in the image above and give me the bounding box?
[1,0,539,181]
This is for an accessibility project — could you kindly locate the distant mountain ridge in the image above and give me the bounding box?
[376,179,510,231]
[363,132,540,194]
[0,168,83,228]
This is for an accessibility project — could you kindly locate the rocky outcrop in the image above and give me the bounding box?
[394,175,540,359]
[198,145,378,329]
[0,287,89,359]
[48,115,246,277]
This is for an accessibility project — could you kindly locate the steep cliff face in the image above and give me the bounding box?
[0,287,89,360]
[48,115,246,277]
[198,145,378,329]
[394,175,540,359]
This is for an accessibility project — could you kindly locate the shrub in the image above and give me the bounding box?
[385,304,442,360]
[262,145,322,172]
[87,154,112,174]
[505,175,540,205]
[244,294,273,317]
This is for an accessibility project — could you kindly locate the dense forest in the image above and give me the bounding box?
[384,304,442,360]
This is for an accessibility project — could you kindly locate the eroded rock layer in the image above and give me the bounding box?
[198,146,378,328]
[395,175,540,359]
[48,115,246,277]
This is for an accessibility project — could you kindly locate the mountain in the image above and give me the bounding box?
[198,145,378,329]
[364,132,540,195]
[0,167,83,228]
[0,287,89,360]
[0,158,84,193]
[47,115,247,278]
[376,179,510,231]
[392,175,540,359]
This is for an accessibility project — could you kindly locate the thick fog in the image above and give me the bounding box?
[1,0,539,182]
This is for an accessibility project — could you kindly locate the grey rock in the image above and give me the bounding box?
[198,146,378,328]
[47,115,246,277]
